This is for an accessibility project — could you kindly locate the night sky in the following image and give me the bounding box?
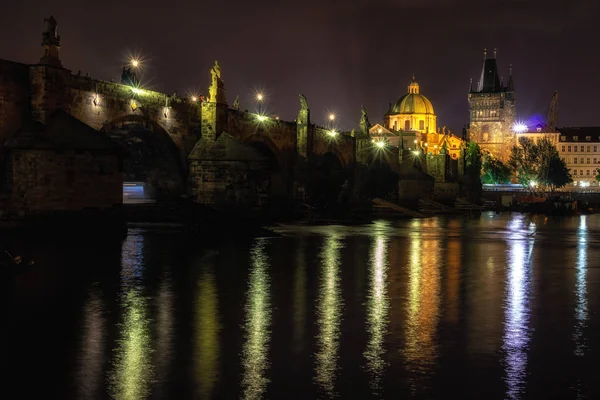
[1,0,599,133]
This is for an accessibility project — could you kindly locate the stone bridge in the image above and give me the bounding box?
[0,17,359,211]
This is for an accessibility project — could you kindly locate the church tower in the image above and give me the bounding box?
[467,48,516,162]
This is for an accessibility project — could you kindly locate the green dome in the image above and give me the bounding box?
[388,79,435,115]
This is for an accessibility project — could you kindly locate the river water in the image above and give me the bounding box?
[5,213,600,399]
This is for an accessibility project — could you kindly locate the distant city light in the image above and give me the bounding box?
[513,123,528,133]
[328,113,336,121]
[256,114,267,122]
[328,130,338,137]
[412,150,420,156]
[191,95,198,102]
[529,180,537,187]
[131,58,140,68]
[131,87,143,95]
[377,128,382,134]
[256,93,264,102]
[375,141,385,149]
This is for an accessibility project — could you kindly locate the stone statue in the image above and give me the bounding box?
[233,95,240,110]
[299,94,309,110]
[44,16,58,38]
[209,61,226,103]
[360,106,370,126]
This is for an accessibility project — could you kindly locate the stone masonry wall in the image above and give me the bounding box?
[27,66,201,163]
[5,149,122,213]
[188,159,269,211]
[0,60,30,146]
[312,126,355,167]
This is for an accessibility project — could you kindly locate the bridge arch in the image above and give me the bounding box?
[101,115,186,199]
[306,151,350,208]
[243,134,289,206]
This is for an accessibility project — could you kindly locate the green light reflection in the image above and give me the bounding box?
[196,265,220,399]
[109,234,154,400]
[364,225,390,394]
[241,239,271,400]
[315,231,344,397]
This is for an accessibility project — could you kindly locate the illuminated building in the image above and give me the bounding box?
[467,49,516,162]
[556,127,600,187]
[385,77,436,135]
[368,77,465,157]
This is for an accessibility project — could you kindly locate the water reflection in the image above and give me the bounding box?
[293,239,307,354]
[404,219,441,395]
[241,239,271,400]
[77,285,105,399]
[574,215,588,357]
[195,257,220,399]
[155,271,174,396]
[109,234,154,400]
[364,222,390,394]
[315,231,344,397]
[503,216,534,400]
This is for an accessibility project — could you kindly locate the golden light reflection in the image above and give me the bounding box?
[241,239,271,400]
[110,288,153,400]
[364,223,390,394]
[293,240,307,354]
[155,272,174,395]
[109,234,154,400]
[77,286,105,399]
[503,216,534,400]
[574,215,588,357]
[196,265,220,399]
[315,231,344,397]
[405,218,441,380]
[445,238,461,324]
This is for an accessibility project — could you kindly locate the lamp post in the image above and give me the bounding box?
[256,93,264,116]
[328,113,336,130]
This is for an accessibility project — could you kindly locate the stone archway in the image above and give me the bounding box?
[243,135,288,201]
[306,152,349,210]
[101,116,186,199]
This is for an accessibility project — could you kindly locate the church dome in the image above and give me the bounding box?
[389,79,435,115]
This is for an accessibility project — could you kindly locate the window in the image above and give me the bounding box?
[574,136,579,141]
[419,120,425,131]
[581,146,585,152]
[588,146,591,152]
[595,158,598,164]
[483,132,489,142]
[574,170,578,175]
[595,146,598,152]
[568,146,572,152]
[561,145,566,152]
[588,158,591,164]
[587,170,591,175]
[581,157,584,164]
[574,158,578,164]
[404,120,410,131]
[580,170,583,176]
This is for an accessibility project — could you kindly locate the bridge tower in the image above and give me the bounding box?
[467,48,516,162]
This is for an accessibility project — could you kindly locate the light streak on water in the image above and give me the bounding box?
[241,239,271,400]
[315,231,344,398]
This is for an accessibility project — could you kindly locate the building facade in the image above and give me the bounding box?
[467,50,516,162]
[556,127,600,187]
[384,78,436,135]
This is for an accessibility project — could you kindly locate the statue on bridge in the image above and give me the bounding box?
[42,16,60,45]
[299,94,309,111]
[359,105,371,135]
[233,95,240,110]
[209,61,226,104]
